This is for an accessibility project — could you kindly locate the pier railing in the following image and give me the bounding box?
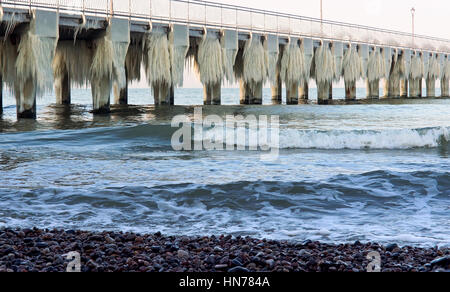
[2,0,450,53]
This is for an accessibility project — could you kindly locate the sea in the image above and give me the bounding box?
[0,87,449,247]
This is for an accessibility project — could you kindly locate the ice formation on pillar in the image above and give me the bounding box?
[367,47,386,83]
[1,36,19,91]
[53,41,93,87]
[426,55,440,81]
[89,24,129,111]
[342,44,361,87]
[15,14,58,97]
[409,53,424,96]
[195,31,224,88]
[312,43,335,86]
[242,34,267,92]
[388,49,403,96]
[144,31,172,100]
[280,38,306,90]
[126,35,144,83]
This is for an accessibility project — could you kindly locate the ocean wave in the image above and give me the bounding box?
[201,125,450,150]
[278,126,450,150]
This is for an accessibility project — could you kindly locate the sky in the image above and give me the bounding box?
[134,0,450,88]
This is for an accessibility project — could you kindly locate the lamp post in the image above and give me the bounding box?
[411,7,416,47]
[320,0,323,34]
[320,0,323,22]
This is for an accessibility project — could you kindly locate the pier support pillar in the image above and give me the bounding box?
[271,73,282,104]
[240,80,263,105]
[204,82,221,105]
[299,81,309,103]
[441,78,449,97]
[317,82,331,104]
[55,68,71,105]
[14,10,59,119]
[153,83,170,105]
[91,18,130,114]
[286,83,299,105]
[114,68,128,105]
[329,83,333,100]
[409,78,421,98]
[345,81,357,100]
[366,79,380,98]
[400,80,408,98]
[426,78,436,98]
[0,75,3,116]
[381,78,390,98]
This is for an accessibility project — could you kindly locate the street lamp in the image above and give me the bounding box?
[411,7,416,47]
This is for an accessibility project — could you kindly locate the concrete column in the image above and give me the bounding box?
[239,80,249,105]
[211,83,221,105]
[400,80,408,98]
[91,18,130,114]
[317,81,331,104]
[286,82,299,105]
[366,79,380,98]
[441,78,449,97]
[55,69,71,105]
[345,81,356,100]
[240,80,262,105]
[408,78,421,98]
[419,80,423,97]
[153,83,170,105]
[271,72,282,104]
[114,68,128,105]
[91,75,111,114]
[15,10,59,119]
[299,81,309,100]
[15,79,37,119]
[204,82,221,105]
[388,78,400,98]
[426,78,436,97]
[329,83,333,100]
[0,75,3,116]
[381,78,390,98]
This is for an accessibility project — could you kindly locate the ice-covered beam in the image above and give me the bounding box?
[14,10,59,119]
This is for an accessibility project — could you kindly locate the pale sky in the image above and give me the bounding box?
[134,0,450,88]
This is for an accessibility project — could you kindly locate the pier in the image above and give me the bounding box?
[0,0,449,119]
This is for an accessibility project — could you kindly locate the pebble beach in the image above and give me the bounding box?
[0,228,448,272]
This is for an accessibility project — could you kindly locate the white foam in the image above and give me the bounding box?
[279,127,450,150]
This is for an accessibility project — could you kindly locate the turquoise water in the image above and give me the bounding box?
[0,88,449,247]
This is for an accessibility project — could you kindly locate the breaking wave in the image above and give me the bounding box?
[278,126,450,150]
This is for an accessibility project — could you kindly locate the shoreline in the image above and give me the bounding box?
[0,228,448,272]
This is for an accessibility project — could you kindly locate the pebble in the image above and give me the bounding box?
[177,250,189,259]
